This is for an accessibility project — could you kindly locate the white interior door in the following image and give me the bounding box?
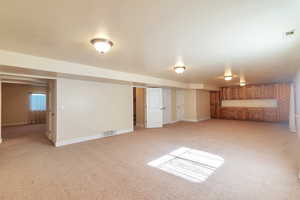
[176,89,184,121]
[146,88,163,128]
[163,88,172,124]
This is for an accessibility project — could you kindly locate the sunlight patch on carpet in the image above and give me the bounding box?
[148,147,224,183]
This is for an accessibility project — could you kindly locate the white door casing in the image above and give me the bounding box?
[146,88,163,128]
[163,88,172,124]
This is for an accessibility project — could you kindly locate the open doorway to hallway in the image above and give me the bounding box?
[0,76,56,145]
[133,87,146,130]
[133,87,178,130]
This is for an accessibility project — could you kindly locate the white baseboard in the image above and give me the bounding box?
[55,128,133,147]
[182,117,211,123]
[289,128,297,133]
[0,138,2,144]
[2,122,28,127]
[198,117,211,121]
[115,128,134,135]
[182,119,199,122]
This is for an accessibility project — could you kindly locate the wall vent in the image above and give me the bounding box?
[103,130,115,136]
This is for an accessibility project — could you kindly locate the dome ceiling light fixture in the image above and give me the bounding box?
[90,38,114,54]
[224,74,232,81]
[174,66,186,74]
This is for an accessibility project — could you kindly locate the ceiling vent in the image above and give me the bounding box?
[285,29,295,37]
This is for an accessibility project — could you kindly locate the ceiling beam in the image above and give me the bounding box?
[0,49,219,90]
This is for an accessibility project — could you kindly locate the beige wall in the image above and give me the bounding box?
[196,90,211,120]
[182,89,211,122]
[1,83,47,126]
[135,88,145,127]
[171,88,177,121]
[55,78,133,143]
[183,89,198,121]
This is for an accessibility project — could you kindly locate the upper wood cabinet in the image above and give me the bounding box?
[220,83,290,100]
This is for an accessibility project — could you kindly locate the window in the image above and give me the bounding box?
[30,93,46,111]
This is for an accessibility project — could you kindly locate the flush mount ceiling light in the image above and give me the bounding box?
[90,38,114,54]
[174,66,186,74]
[224,74,232,81]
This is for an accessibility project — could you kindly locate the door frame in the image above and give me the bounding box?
[163,88,172,125]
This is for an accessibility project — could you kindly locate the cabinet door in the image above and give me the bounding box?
[247,108,264,121]
[264,108,278,122]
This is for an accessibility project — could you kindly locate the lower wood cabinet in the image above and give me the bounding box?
[219,107,279,122]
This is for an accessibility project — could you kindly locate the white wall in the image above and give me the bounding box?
[55,78,133,145]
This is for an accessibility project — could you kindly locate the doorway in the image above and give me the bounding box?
[133,87,146,129]
[0,76,56,145]
[133,87,174,129]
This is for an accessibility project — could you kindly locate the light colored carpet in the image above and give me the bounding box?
[0,120,300,200]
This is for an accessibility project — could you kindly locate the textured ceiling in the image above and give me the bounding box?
[0,0,299,86]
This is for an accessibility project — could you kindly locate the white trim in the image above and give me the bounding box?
[198,117,211,121]
[0,138,2,143]
[55,128,133,147]
[182,119,199,122]
[115,128,134,135]
[168,120,180,124]
[2,122,28,127]
[0,49,187,89]
[182,117,211,123]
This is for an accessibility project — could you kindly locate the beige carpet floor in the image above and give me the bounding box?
[0,120,300,200]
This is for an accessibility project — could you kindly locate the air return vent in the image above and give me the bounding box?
[103,130,115,137]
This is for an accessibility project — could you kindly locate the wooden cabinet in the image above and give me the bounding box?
[247,108,264,121]
[213,83,290,122]
[220,83,290,100]
[219,107,278,122]
[210,92,221,118]
[263,108,278,122]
